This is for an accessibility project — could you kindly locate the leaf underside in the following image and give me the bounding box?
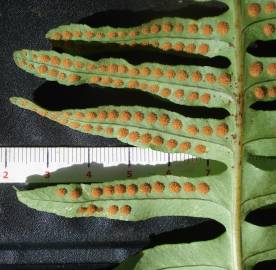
[11,0,276,270]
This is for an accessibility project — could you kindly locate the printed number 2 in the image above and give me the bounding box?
[3,171,8,179]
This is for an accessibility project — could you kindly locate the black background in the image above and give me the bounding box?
[0,0,226,269]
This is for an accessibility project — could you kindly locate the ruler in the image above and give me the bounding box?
[0,147,196,183]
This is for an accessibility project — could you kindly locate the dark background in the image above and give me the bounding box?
[0,0,227,269]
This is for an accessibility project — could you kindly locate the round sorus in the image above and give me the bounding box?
[70,188,81,200]
[187,125,199,135]
[68,74,81,83]
[86,31,94,39]
[142,26,150,34]
[97,111,107,120]
[174,23,184,32]
[202,24,213,35]
[118,65,128,74]
[129,131,140,142]
[202,126,213,136]
[197,182,210,194]
[219,73,231,86]
[183,182,195,192]
[192,71,202,82]
[74,112,84,119]
[217,21,229,35]
[101,77,113,85]
[120,111,132,122]
[38,65,48,74]
[51,32,62,40]
[96,32,105,39]
[103,185,114,196]
[164,70,176,79]
[108,64,118,73]
[254,86,266,99]
[114,184,126,194]
[91,187,103,198]
[87,204,97,215]
[172,119,183,130]
[128,80,139,89]
[86,111,97,120]
[216,123,229,137]
[62,58,72,68]
[185,43,196,53]
[180,141,191,152]
[153,181,165,193]
[159,113,170,126]
[174,42,184,51]
[134,111,144,122]
[188,92,199,101]
[263,23,275,36]
[74,31,82,38]
[174,89,184,99]
[152,135,164,146]
[108,205,119,215]
[265,2,275,14]
[108,32,117,39]
[162,42,172,51]
[50,56,60,65]
[127,184,138,196]
[48,69,58,77]
[169,182,181,193]
[151,24,160,34]
[195,144,207,154]
[63,31,73,39]
[205,73,216,84]
[153,68,163,77]
[249,62,263,77]
[188,23,198,33]
[120,205,131,216]
[247,3,261,17]
[90,76,101,83]
[267,63,276,75]
[162,23,172,32]
[113,79,124,87]
[140,133,152,144]
[200,93,211,104]
[268,87,276,97]
[56,188,67,197]
[128,67,140,76]
[166,139,177,149]
[38,54,50,63]
[149,84,159,93]
[140,183,151,194]
[140,66,151,76]
[177,70,188,80]
[78,207,87,214]
[75,61,84,69]
[108,110,119,120]
[198,43,209,55]
[105,127,114,135]
[147,112,158,124]
[69,122,80,129]
[161,88,171,97]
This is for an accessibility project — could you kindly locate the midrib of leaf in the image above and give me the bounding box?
[232,1,244,270]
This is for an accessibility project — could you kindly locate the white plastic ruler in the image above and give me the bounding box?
[0,147,195,183]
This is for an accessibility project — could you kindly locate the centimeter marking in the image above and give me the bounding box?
[0,147,195,183]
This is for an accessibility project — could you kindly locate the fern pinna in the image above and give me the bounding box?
[10,0,276,269]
